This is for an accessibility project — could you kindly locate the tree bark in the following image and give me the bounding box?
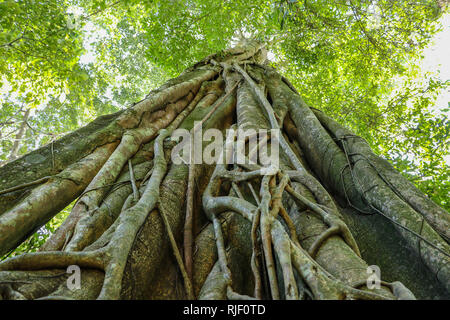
[8,108,30,162]
[0,41,448,300]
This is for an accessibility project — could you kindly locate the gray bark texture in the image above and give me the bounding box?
[0,42,448,300]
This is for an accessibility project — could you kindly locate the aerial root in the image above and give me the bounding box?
[2,129,180,300]
[284,183,361,258]
[158,200,195,299]
[184,151,195,284]
[279,205,300,247]
[351,279,416,300]
[269,174,300,248]
[271,222,299,299]
[308,226,340,258]
[6,81,233,300]
[307,218,360,259]
[234,62,361,264]
[0,283,27,300]
[0,176,51,196]
[183,78,239,289]
[202,152,261,299]
[65,84,210,253]
[232,178,264,299]
[267,173,300,299]
[84,217,119,251]
[218,168,267,182]
[0,250,105,272]
[223,163,360,260]
[51,89,199,253]
[128,160,139,202]
[288,240,392,300]
[250,206,263,299]
[226,286,257,300]
[35,295,75,300]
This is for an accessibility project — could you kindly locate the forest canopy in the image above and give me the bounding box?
[0,0,449,299]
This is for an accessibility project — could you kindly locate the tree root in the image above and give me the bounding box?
[0,251,105,271]
[96,129,171,299]
[1,54,431,301]
[235,63,358,263]
[1,129,187,300]
[0,176,51,196]
[250,206,263,299]
[259,175,280,299]
[157,199,194,299]
[0,283,27,300]
[184,151,196,284]
[128,160,139,202]
[48,93,195,252]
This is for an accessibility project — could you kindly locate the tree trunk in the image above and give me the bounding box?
[0,42,448,300]
[8,108,30,162]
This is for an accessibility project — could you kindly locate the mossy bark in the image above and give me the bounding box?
[0,42,448,300]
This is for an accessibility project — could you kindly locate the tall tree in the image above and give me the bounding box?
[2,0,448,212]
[0,42,448,300]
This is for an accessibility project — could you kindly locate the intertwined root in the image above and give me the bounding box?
[199,111,398,300]
[0,283,27,300]
[201,157,401,300]
[0,130,184,300]
[1,45,437,300]
[284,183,360,259]
[0,160,388,300]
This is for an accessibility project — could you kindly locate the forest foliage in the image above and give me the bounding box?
[0,0,449,256]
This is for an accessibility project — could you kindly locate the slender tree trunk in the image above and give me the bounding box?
[8,108,30,162]
[0,42,448,300]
